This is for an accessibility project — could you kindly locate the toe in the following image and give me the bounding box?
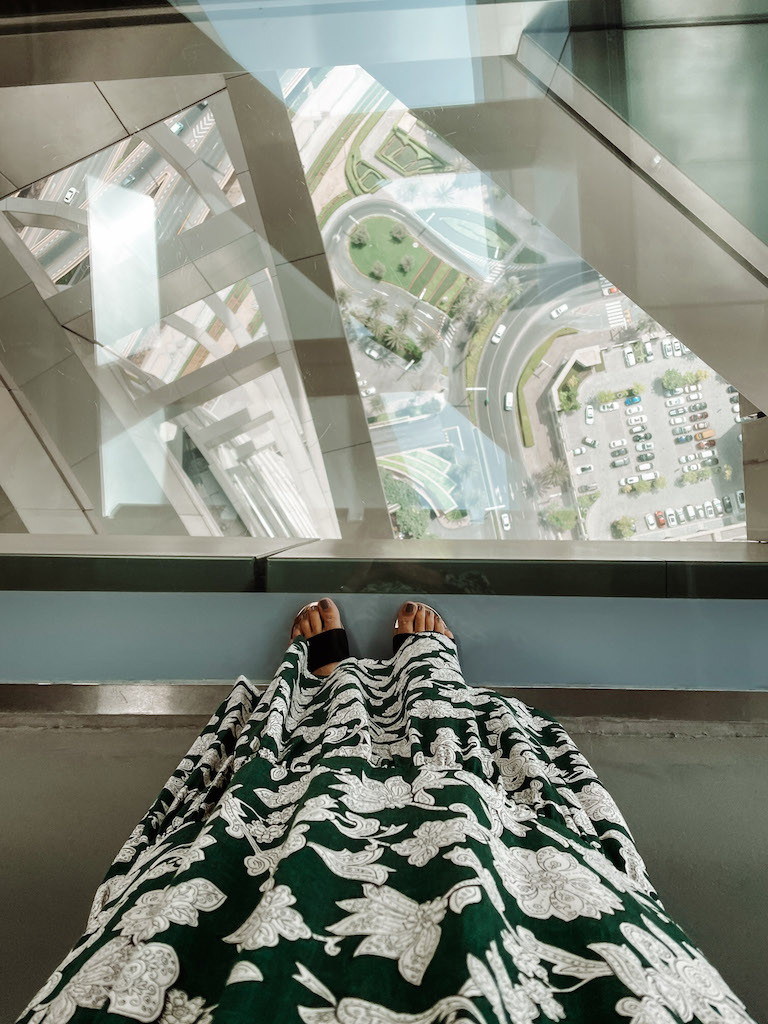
[317,598,341,630]
[424,607,435,632]
[396,601,417,634]
[433,613,445,635]
[414,603,426,632]
[300,609,313,638]
[307,603,323,635]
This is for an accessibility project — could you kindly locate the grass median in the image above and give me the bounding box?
[517,327,578,447]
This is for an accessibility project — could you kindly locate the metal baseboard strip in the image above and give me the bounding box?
[0,684,766,726]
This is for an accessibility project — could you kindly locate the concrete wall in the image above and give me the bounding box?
[2,718,766,1023]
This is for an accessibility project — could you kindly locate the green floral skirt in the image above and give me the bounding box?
[17,633,756,1024]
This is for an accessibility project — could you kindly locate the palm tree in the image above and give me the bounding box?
[366,294,388,318]
[421,328,441,352]
[540,460,570,489]
[336,287,350,309]
[434,178,456,204]
[384,325,408,355]
[394,307,416,331]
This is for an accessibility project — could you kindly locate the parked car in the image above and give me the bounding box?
[672,339,682,356]
[669,416,686,425]
[685,505,696,521]
[697,437,716,448]
[689,401,707,412]
[585,404,595,424]
[625,395,641,406]
[664,387,685,397]
[655,510,666,527]
[636,441,654,452]
[684,384,701,393]
[679,453,697,464]
[665,396,685,407]
[736,489,746,510]
[713,498,724,516]
[610,448,628,458]
[689,413,708,422]
[365,345,384,360]
[701,457,719,467]
[627,415,648,425]
[661,339,673,358]
[674,434,693,444]
[611,457,630,468]
[682,463,701,474]
[625,404,643,415]
[637,452,655,462]
[681,343,690,354]
[672,425,690,435]
[360,386,377,397]
[665,508,678,527]
[722,494,733,514]
[578,484,599,494]
[729,393,740,404]
[704,501,715,519]
[695,505,706,519]
[170,121,185,134]
[572,446,586,456]
[550,304,568,319]
[623,346,636,368]
[620,476,640,487]
[640,471,659,481]
[500,512,511,530]
[675,507,686,524]
[599,402,619,412]
[583,436,599,448]
[609,438,628,449]
[645,512,657,530]
[632,431,652,441]
[576,464,594,474]
[727,385,738,393]
[491,324,506,344]
[643,341,654,360]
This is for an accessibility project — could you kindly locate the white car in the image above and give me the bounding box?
[584,405,595,425]
[627,415,648,425]
[661,339,673,359]
[640,470,659,481]
[360,386,377,397]
[620,476,640,487]
[669,416,685,425]
[679,453,697,464]
[684,383,700,393]
[665,508,678,527]
[572,446,586,456]
[704,500,715,519]
[672,339,683,357]
[681,343,690,354]
[676,506,686,524]
[365,345,384,360]
[500,512,511,530]
[63,187,79,204]
[665,396,685,407]
[636,441,654,452]
[685,505,696,521]
[695,505,706,519]
[623,346,636,368]
[643,341,654,360]
[170,121,185,134]
[550,303,568,319]
[644,512,657,531]
[609,438,627,449]
[736,489,746,510]
[491,324,506,344]
[624,404,643,414]
[713,498,724,516]
[599,402,619,412]
[682,463,700,473]
[708,447,719,460]
[575,464,594,474]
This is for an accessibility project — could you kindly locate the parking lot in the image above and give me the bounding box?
[561,336,746,539]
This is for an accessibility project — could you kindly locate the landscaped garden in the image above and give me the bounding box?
[376,126,450,177]
[348,215,470,306]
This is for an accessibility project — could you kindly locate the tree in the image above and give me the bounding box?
[544,507,578,533]
[597,389,615,404]
[560,387,581,412]
[370,261,386,280]
[390,222,407,242]
[395,307,416,331]
[721,463,734,481]
[612,516,636,539]
[399,255,414,274]
[403,340,423,363]
[651,476,666,490]
[662,369,685,390]
[630,381,645,395]
[697,468,712,482]
[634,479,652,494]
[366,294,388,317]
[695,369,709,382]
[421,328,440,352]
[350,223,370,247]
[336,287,350,308]
[384,325,407,354]
[396,505,431,539]
[540,460,570,489]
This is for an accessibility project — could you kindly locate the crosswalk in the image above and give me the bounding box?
[605,300,625,328]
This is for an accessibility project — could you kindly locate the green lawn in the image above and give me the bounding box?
[516,327,578,446]
[514,245,547,265]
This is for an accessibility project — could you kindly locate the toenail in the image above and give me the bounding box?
[405,602,415,613]
[320,599,330,609]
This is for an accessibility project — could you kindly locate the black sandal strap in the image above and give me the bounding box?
[306,628,349,672]
[392,632,413,656]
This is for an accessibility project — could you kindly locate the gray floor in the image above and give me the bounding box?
[2,717,766,1023]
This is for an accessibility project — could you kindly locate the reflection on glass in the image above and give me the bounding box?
[283,64,747,543]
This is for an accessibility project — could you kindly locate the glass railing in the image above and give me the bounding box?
[0,0,762,558]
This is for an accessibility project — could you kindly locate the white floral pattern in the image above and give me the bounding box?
[15,635,757,1024]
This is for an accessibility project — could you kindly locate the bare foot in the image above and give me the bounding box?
[394,601,454,645]
[290,598,343,677]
